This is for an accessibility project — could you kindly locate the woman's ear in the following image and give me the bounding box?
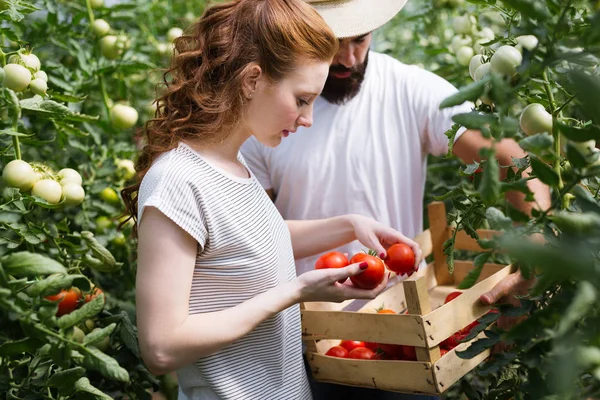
[242,63,262,99]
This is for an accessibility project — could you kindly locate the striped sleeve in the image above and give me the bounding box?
[138,158,208,248]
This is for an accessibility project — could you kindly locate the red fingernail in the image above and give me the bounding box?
[359,262,368,270]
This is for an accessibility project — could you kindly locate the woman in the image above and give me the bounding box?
[122,0,420,398]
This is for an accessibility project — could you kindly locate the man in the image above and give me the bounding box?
[241,0,550,398]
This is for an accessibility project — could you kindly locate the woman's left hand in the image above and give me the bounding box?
[349,214,423,268]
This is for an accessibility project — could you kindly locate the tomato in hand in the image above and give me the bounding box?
[349,253,385,289]
[46,287,81,316]
[325,346,349,358]
[385,243,415,276]
[339,340,366,352]
[315,251,350,283]
[348,347,375,360]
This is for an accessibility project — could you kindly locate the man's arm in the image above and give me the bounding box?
[452,129,550,307]
[453,129,552,212]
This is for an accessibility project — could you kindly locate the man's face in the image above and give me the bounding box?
[321,33,372,105]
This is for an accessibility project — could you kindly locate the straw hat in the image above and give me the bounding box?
[305,0,409,39]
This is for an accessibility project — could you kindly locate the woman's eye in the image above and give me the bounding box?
[297,98,309,107]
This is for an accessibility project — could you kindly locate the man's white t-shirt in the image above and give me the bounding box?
[241,51,472,277]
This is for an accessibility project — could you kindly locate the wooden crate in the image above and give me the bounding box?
[302,201,511,395]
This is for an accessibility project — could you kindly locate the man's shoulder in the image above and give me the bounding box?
[369,51,440,83]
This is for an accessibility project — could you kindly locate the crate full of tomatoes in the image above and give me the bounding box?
[302,202,511,395]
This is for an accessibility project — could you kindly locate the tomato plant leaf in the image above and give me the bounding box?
[478,148,500,205]
[452,112,497,130]
[486,207,512,231]
[74,377,114,400]
[456,334,501,360]
[501,0,550,20]
[84,323,116,346]
[117,311,141,359]
[80,347,130,383]
[529,156,559,186]
[556,281,596,337]
[557,122,600,142]
[458,252,491,289]
[0,337,43,357]
[519,133,554,155]
[440,78,488,109]
[47,367,86,389]
[26,274,88,297]
[2,251,66,276]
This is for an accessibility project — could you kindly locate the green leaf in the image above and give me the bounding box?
[557,122,600,142]
[440,78,488,109]
[452,112,496,130]
[556,281,596,337]
[74,377,114,400]
[529,156,559,186]
[0,337,43,357]
[456,334,501,359]
[434,187,464,201]
[0,129,33,137]
[19,96,99,122]
[48,367,86,389]
[84,323,116,346]
[565,142,589,169]
[485,207,512,231]
[519,133,554,155]
[573,185,600,213]
[566,70,600,125]
[478,148,500,205]
[458,252,491,289]
[81,347,130,383]
[443,237,455,274]
[26,274,87,297]
[550,212,600,235]
[57,294,105,330]
[118,311,141,358]
[2,252,66,276]
[501,0,550,20]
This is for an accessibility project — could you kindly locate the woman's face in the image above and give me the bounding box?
[244,60,330,148]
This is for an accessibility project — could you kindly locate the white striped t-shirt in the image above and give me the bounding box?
[137,142,311,400]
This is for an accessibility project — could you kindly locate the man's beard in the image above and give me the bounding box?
[320,51,369,105]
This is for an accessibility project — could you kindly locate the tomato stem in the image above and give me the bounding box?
[11,116,21,160]
[98,75,111,118]
[84,0,95,24]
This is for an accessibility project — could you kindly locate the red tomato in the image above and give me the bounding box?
[325,346,349,358]
[84,287,106,305]
[469,166,483,181]
[385,243,415,275]
[377,309,395,314]
[315,251,350,283]
[339,340,366,352]
[400,345,417,361]
[375,343,404,360]
[349,253,385,289]
[45,288,81,316]
[459,320,479,336]
[348,347,375,360]
[444,291,463,303]
[440,332,467,350]
[440,348,449,356]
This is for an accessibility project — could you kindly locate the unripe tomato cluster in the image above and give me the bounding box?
[315,243,417,290]
[2,160,86,206]
[2,51,49,95]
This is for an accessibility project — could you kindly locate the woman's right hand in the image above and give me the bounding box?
[293,262,389,303]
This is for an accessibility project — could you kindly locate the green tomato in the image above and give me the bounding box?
[569,140,596,156]
[61,183,85,206]
[2,159,38,191]
[110,104,139,130]
[29,78,47,95]
[450,35,472,54]
[100,187,120,204]
[58,168,83,186]
[116,159,136,180]
[474,62,491,82]
[95,216,113,231]
[8,52,41,72]
[34,70,48,82]
[490,45,522,77]
[515,35,538,53]
[72,326,85,343]
[456,46,474,66]
[469,54,485,80]
[92,19,110,37]
[100,35,122,59]
[167,27,183,42]
[520,103,552,136]
[452,15,474,35]
[90,0,103,8]
[3,64,32,92]
[32,179,63,204]
[112,232,126,246]
[84,319,96,333]
[91,328,111,352]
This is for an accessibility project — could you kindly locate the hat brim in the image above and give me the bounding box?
[307,0,408,39]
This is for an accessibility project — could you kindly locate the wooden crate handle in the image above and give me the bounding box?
[427,202,453,286]
[403,276,441,363]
